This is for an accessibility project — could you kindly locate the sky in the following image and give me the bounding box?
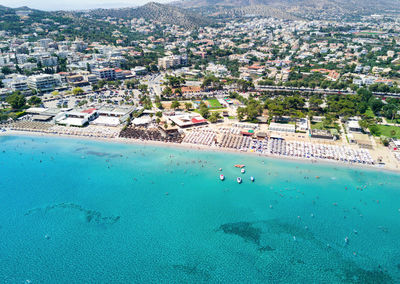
[0,0,170,11]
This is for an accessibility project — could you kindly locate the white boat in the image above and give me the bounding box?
[237,177,242,184]
[220,174,225,181]
[344,236,349,244]
[241,168,245,174]
[250,176,255,182]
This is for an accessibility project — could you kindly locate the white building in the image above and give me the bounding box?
[38,38,53,49]
[93,68,116,80]
[269,122,295,133]
[206,63,228,77]
[92,106,135,126]
[40,56,58,67]
[0,55,11,67]
[132,66,147,76]
[56,110,97,127]
[4,75,30,94]
[27,74,60,92]
[157,54,188,70]
[347,120,362,132]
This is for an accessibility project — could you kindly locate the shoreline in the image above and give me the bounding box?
[1,129,400,175]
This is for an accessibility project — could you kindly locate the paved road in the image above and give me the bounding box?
[255,85,400,97]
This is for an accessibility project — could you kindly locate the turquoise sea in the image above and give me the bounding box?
[1,135,400,283]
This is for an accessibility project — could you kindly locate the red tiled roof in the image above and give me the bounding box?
[82,108,97,114]
[191,118,207,124]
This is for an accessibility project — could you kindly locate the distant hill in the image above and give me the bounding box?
[89,2,214,28]
[175,0,400,19]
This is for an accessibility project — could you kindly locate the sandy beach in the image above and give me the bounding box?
[2,129,399,174]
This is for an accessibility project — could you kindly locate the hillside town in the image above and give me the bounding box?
[1,13,400,170]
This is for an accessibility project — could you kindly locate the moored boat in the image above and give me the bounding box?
[241,168,245,174]
[234,164,245,168]
[250,176,255,182]
[237,177,242,184]
[220,174,225,181]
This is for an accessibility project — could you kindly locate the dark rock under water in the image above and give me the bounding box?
[218,219,394,283]
[258,245,275,252]
[25,202,120,225]
[172,264,210,281]
[219,221,262,245]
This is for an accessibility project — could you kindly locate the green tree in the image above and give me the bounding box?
[1,66,12,75]
[309,96,323,111]
[237,107,246,121]
[369,98,384,114]
[171,100,180,110]
[162,86,173,97]
[6,92,26,110]
[138,84,148,93]
[185,102,192,111]
[165,75,185,88]
[369,125,381,136]
[208,112,221,123]
[72,87,84,96]
[237,79,254,92]
[322,114,334,128]
[202,75,222,91]
[199,101,210,118]
[27,96,42,106]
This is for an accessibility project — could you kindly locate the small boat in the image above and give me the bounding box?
[219,168,222,171]
[220,174,225,181]
[344,236,349,244]
[241,168,245,174]
[237,177,242,184]
[234,164,245,168]
[250,176,255,182]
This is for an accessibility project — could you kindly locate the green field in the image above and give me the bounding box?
[207,99,223,108]
[375,125,400,138]
[386,118,400,124]
[311,121,334,130]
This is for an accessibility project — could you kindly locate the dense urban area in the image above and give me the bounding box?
[1,4,400,169]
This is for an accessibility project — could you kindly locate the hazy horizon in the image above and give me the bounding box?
[0,0,170,11]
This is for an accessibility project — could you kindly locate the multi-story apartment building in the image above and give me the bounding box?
[27,74,60,92]
[40,56,58,67]
[92,68,116,80]
[157,54,188,70]
[0,55,11,67]
[4,75,31,94]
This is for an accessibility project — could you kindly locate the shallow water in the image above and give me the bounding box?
[0,135,400,283]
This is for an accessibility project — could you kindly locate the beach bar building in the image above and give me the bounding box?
[56,109,97,127]
[92,106,135,127]
[268,122,295,133]
[168,113,208,128]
